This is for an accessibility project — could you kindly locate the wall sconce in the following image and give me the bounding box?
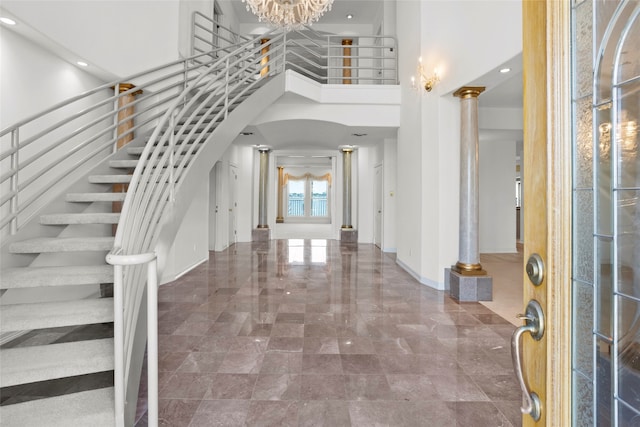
[411,57,440,92]
[598,109,638,160]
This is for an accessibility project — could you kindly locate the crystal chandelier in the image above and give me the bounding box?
[242,0,334,30]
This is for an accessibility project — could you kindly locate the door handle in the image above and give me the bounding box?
[511,299,544,421]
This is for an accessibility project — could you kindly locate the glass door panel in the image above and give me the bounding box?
[571,1,640,425]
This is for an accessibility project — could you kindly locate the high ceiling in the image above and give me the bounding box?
[226,0,523,150]
[224,0,384,27]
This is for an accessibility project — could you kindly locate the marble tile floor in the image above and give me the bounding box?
[0,239,522,425]
[135,239,522,426]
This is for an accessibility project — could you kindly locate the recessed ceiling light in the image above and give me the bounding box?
[0,17,16,25]
[499,68,511,73]
[346,14,354,20]
[77,61,89,67]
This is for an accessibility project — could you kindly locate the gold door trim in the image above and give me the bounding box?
[545,1,572,425]
[522,1,572,425]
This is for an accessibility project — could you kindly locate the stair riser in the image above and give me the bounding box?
[40,214,120,225]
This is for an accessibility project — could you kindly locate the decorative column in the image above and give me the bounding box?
[253,148,271,242]
[448,86,492,301]
[260,38,270,77]
[342,39,353,84]
[340,147,358,243]
[113,83,142,233]
[276,166,285,223]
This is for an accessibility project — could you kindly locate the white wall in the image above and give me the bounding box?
[179,0,214,58]
[230,145,254,242]
[0,28,106,128]
[394,0,522,289]
[162,179,210,284]
[479,139,517,253]
[2,0,181,78]
[383,138,397,252]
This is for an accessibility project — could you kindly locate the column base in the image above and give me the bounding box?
[448,269,493,302]
[340,228,358,243]
[276,217,284,224]
[252,228,271,242]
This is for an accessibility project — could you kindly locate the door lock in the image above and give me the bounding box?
[512,299,545,421]
[526,253,545,286]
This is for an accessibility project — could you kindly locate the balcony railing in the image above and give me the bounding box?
[193,12,398,85]
[287,196,327,217]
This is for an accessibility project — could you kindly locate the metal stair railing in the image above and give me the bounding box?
[0,12,400,426]
[192,13,399,85]
[0,44,248,240]
[107,30,285,427]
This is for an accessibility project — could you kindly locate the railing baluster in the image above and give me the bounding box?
[169,112,176,202]
[146,257,159,427]
[112,261,125,427]
[113,84,120,153]
[224,58,230,119]
[10,128,19,235]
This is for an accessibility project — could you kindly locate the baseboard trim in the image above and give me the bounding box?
[160,256,208,285]
[395,258,445,291]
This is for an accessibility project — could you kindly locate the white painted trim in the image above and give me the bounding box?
[396,258,445,290]
[382,247,397,253]
[160,256,208,285]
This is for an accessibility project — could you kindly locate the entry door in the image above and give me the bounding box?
[520,1,640,426]
[228,165,238,245]
[374,164,383,248]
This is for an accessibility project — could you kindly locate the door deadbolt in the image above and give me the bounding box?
[526,253,544,286]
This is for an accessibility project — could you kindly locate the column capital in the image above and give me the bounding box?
[453,86,485,99]
[341,147,354,153]
[113,83,143,96]
[342,39,353,45]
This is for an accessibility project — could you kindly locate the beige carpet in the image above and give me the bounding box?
[480,250,524,326]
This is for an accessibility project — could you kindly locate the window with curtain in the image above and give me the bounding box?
[284,172,331,222]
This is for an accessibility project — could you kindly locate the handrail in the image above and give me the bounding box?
[107,29,283,426]
[0,43,248,237]
[106,249,158,427]
[190,21,399,85]
[0,11,400,426]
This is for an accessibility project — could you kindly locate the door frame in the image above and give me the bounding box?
[522,1,572,425]
[228,164,238,246]
[374,163,383,248]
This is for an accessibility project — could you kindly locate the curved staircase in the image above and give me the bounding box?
[0,21,399,425]
[0,61,283,425]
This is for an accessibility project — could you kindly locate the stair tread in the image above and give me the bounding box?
[0,298,114,332]
[0,387,115,427]
[110,159,188,169]
[108,159,139,168]
[88,174,132,184]
[66,192,126,202]
[1,265,113,289]
[9,236,114,253]
[40,212,120,225]
[1,338,114,387]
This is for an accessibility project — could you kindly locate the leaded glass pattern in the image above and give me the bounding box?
[572,1,640,426]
